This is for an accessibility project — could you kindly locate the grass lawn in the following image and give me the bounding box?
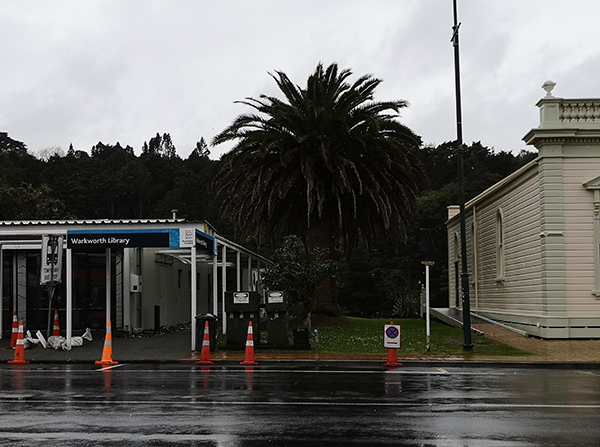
[309,317,531,357]
[218,316,532,357]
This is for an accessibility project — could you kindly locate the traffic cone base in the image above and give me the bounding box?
[240,321,258,366]
[195,321,215,365]
[96,321,118,366]
[383,348,402,367]
[8,321,30,365]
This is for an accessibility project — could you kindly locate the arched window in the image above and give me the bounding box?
[496,209,505,281]
[454,233,460,263]
[471,222,476,274]
[454,233,460,307]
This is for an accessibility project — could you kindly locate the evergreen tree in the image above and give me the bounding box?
[0,132,27,154]
[143,132,177,158]
[337,141,536,315]
[214,63,427,314]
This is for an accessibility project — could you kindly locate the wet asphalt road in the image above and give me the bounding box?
[1,364,600,446]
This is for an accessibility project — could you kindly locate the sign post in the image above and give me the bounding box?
[383,322,402,367]
[421,229,435,352]
[41,235,63,338]
[423,262,434,351]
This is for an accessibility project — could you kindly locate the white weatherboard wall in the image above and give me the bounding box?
[475,164,543,315]
[448,162,544,329]
[449,84,600,338]
[565,158,599,310]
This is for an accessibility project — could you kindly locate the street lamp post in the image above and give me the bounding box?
[451,0,473,351]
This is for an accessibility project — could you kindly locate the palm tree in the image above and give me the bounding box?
[213,62,427,314]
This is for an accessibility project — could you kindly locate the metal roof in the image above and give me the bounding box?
[0,219,187,226]
[0,219,272,264]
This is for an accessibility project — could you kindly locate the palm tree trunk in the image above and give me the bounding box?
[309,218,338,316]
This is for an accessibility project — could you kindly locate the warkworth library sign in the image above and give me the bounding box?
[66,228,215,255]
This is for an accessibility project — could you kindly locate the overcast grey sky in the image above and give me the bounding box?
[2,0,599,159]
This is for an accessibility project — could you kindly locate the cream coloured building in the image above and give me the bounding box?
[447,82,600,338]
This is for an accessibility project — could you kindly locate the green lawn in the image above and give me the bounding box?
[219,316,532,357]
[310,317,531,357]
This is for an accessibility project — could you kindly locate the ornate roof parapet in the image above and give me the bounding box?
[523,81,600,149]
[559,100,600,124]
[536,81,600,129]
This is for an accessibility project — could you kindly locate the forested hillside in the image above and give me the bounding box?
[0,131,536,315]
[0,132,225,230]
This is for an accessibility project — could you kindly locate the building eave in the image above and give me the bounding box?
[446,159,539,225]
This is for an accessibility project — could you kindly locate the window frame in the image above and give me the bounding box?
[496,209,505,282]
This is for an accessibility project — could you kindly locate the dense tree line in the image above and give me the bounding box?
[0,130,535,316]
[0,132,225,231]
[336,141,536,316]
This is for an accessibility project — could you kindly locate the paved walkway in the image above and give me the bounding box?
[431,308,600,363]
[470,323,600,363]
[3,324,600,364]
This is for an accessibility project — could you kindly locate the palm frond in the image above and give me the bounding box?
[212,62,427,252]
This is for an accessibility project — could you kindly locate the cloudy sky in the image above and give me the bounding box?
[2,0,599,160]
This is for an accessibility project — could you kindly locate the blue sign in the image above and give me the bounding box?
[195,230,215,255]
[67,229,179,249]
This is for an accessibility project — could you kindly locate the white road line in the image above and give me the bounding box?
[5,398,599,409]
[0,432,234,442]
[95,364,125,371]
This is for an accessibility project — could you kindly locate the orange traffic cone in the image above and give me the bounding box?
[383,348,402,367]
[8,321,30,365]
[95,321,118,366]
[6,312,18,349]
[53,310,60,337]
[195,320,215,365]
[240,321,258,366]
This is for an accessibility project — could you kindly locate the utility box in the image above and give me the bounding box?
[225,291,260,348]
[293,328,311,350]
[265,291,289,346]
[130,274,142,292]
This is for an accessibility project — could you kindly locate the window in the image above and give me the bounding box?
[454,233,460,307]
[471,222,477,285]
[584,176,600,296]
[496,209,505,281]
[471,222,476,272]
[454,233,460,263]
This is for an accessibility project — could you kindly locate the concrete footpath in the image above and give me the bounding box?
[2,324,600,366]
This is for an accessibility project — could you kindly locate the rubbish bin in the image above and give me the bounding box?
[293,328,311,350]
[265,291,289,346]
[224,291,260,348]
[195,313,218,352]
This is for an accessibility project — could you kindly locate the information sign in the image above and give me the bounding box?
[267,291,284,304]
[40,235,63,285]
[233,292,250,304]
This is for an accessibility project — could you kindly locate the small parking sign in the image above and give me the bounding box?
[383,324,401,349]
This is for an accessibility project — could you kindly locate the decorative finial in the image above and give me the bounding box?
[542,80,556,98]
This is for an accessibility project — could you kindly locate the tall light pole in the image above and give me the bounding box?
[451,0,473,351]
